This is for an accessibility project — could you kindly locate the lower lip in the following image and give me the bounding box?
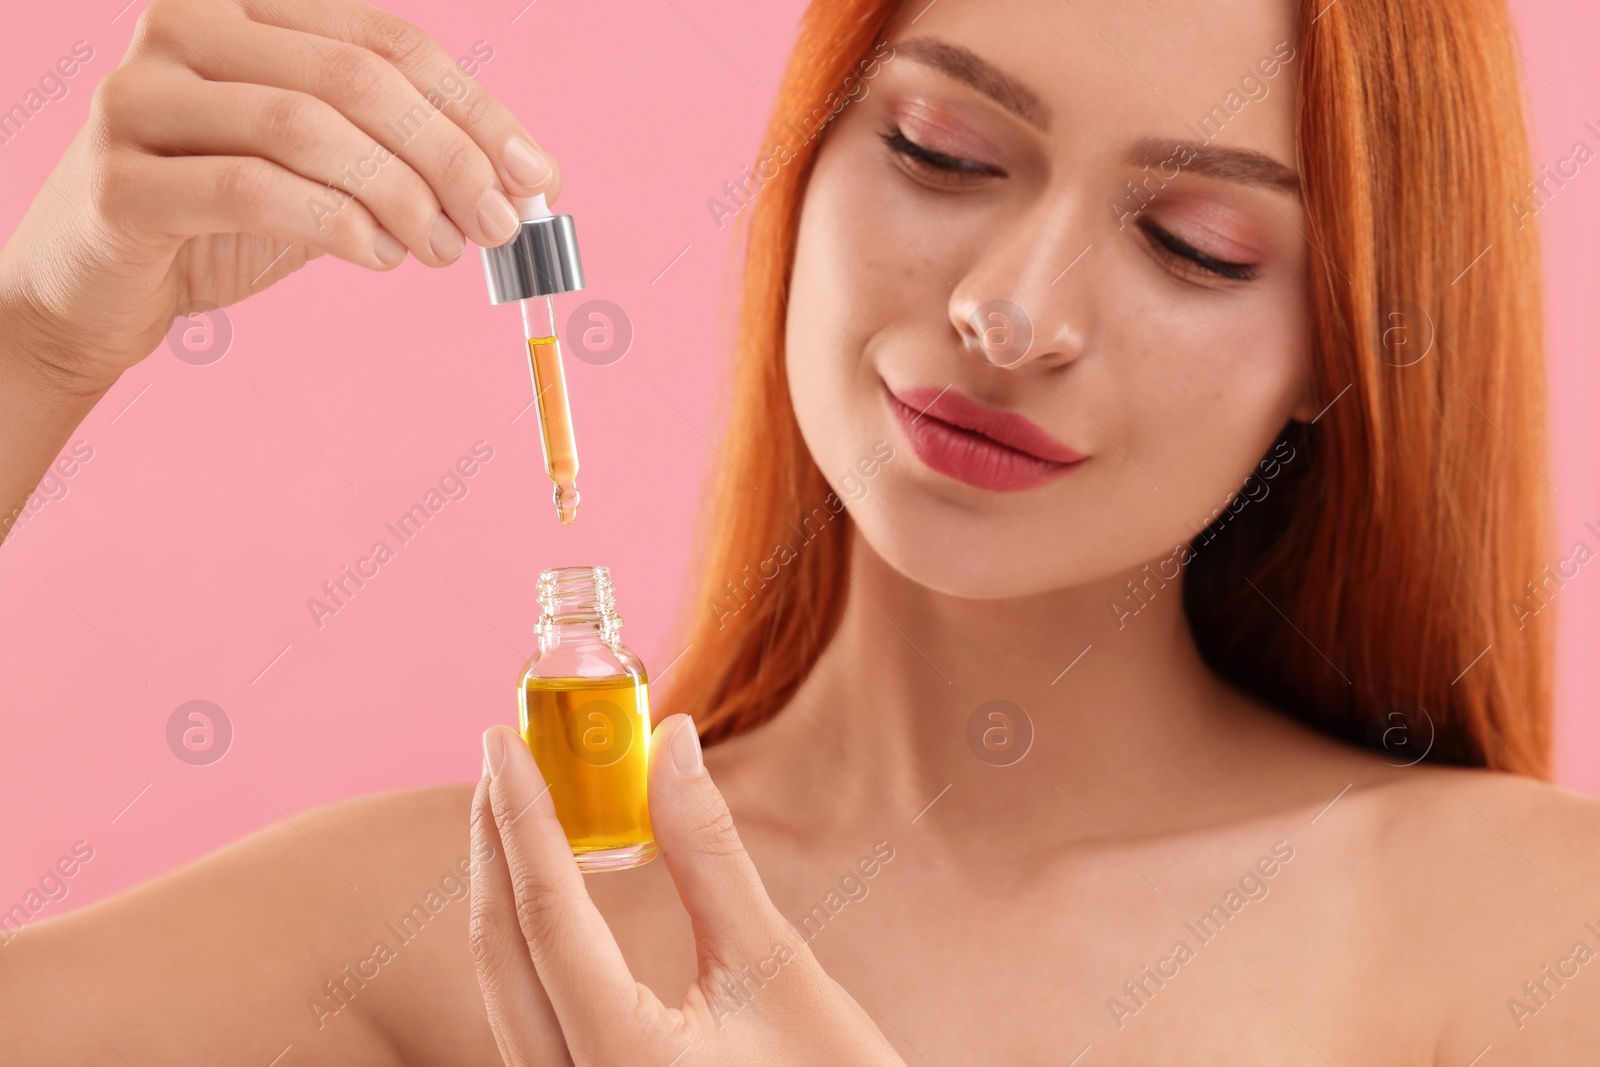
[887,394,1083,491]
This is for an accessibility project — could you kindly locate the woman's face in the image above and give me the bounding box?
[786,0,1315,599]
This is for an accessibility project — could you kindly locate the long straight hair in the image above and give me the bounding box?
[659,0,1553,776]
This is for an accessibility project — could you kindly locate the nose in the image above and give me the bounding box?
[949,197,1092,370]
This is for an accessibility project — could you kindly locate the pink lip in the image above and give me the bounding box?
[885,383,1087,491]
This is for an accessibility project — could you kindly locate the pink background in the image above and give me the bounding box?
[0,0,1595,919]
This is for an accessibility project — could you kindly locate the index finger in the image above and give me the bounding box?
[469,775,576,1067]
[241,0,565,204]
[481,725,656,1055]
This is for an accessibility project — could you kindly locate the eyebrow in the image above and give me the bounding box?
[894,37,1051,130]
[1128,137,1302,194]
[894,38,1303,195]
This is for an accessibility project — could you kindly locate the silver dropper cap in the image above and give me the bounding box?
[481,195,586,305]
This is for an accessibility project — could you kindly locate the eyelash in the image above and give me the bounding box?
[878,125,1003,182]
[879,124,1259,283]
[1137,220,1258,283]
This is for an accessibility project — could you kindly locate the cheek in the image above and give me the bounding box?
[785,150,929,483]
[1148,290,1305,430]
[784,209,852,479]
[1110,279,1309,523]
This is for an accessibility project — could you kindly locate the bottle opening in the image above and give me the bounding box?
[538,566,620,641]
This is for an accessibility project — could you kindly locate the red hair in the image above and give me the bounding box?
[659,0,1553,776]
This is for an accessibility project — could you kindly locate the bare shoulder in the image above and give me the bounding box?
[1344,764,1600,883]
[1357,765,1600,900]
[1342,767,1600,1065]
[0,783,495,1067]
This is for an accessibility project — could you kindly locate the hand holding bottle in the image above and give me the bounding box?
[471,720,910,1066]
[0,0,561,392]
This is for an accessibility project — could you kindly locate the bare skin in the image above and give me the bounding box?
[3,0,1599,1063]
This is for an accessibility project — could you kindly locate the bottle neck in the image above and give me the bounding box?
[537,566,621,646]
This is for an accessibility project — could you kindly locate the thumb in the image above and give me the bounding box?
[648,715,802,978]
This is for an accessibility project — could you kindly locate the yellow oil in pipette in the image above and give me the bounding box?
[523,295,579,524]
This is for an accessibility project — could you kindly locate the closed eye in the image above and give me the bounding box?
[879,125,1005,182]
[1137,219,1258,282]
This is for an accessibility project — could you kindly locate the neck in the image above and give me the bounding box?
[734,531,1285,859]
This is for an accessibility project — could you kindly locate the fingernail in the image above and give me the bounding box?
[670,716,703,778]
[373,228,407,267]
[503,137,552,189]
[476,188,521,244]
[429,213,465,261]
[483,728,507,779]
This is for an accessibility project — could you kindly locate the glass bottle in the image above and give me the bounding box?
[519,565,656,872]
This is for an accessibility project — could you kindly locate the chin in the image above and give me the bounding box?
[843,480,1107,601]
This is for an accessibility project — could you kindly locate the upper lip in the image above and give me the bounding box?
[886,383,1086,464]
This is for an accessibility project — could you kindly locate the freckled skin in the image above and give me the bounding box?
[3,0,1599,1064]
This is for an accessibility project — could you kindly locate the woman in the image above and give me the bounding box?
[2,0,1597,1061]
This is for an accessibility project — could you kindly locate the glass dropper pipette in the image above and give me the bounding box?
[481,192,588,525]
[521,291,579,524]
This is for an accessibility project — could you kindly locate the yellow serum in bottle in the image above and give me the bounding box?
[518,566,655,871]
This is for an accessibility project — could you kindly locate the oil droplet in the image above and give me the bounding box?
[554,481,580,525]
